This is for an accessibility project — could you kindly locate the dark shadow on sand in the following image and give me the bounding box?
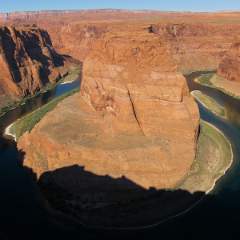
[1,143,240,240]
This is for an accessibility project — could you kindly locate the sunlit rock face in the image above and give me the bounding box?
[218,42,240,82]
[18,26,199,190]
[4,11,240,74]
[0,25,67,107]
[150,23,240,72]
[42,22,240,73]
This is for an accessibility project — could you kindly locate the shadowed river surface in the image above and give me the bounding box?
[0,72,240,239]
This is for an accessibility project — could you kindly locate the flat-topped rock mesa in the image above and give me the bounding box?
[150,23,240,72]
[217,42,240,82]
[18,29,199,191]
[0,25,68,108]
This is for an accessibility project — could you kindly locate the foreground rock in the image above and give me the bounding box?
[18,27,199,226]
[0,25,69,108]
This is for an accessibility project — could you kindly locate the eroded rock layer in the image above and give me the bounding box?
[3,11,240,73]
[0,26,68,108]
[150,23,240,72]
[218,42,240,82]
[18,28,199,225]
[43,22,240,72]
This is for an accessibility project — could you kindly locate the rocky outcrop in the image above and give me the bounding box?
[0,25,68,108]
[47,23,108,61]
[150,23,240,72]
[18,27,199,226]
[217,42,240,82]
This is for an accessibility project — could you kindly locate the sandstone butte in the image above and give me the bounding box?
[218,42,240,82]
[0,25,70,108]
[18,25,200,191]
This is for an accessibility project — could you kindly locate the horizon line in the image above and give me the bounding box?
[1,8,240,14]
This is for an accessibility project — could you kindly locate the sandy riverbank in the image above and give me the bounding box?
[4,123,16,141]
[178,120,233,194]
[195,73,240,99]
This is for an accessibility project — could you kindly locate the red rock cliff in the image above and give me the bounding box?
[4,11,240,73]
[217,42,240,82]
[150,23,240,72]
[0,26,67,107]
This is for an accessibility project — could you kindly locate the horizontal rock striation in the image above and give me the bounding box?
[4,11,240,73]
[0,25,68,108]
[217,42,240,82]
[149,23,240,72]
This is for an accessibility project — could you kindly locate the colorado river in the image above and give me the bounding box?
[186,72,240,195]
[0,72,239,239]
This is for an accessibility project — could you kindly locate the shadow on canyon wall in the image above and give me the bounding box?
[0,142,240,240]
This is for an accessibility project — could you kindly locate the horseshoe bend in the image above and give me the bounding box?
[0,7,239,234]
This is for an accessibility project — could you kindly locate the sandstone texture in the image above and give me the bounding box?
[43,21,240,73]
[18,27,199,191]
[4,10,240,73]
[0,25,69,108]
[218,42,240,82]
[150,23,240,72]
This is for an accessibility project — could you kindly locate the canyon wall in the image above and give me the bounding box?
[0,26,68,108]
[3,10,240,73]
[40,21,240,72]
[150,23,240,72]
[218,42,240,82]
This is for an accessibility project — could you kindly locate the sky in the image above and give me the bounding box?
[0,0,240,13]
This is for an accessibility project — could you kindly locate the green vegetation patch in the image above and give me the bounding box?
[192,90,226,118]
[195,73,214,86]
[9,88,79,141]
[178,121,233,193]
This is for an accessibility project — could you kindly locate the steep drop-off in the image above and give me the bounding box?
[42,21,240,72]
[0,25,68,108]
[3,10,240,72]
[150,23,240,72]
[218,42,240,82]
